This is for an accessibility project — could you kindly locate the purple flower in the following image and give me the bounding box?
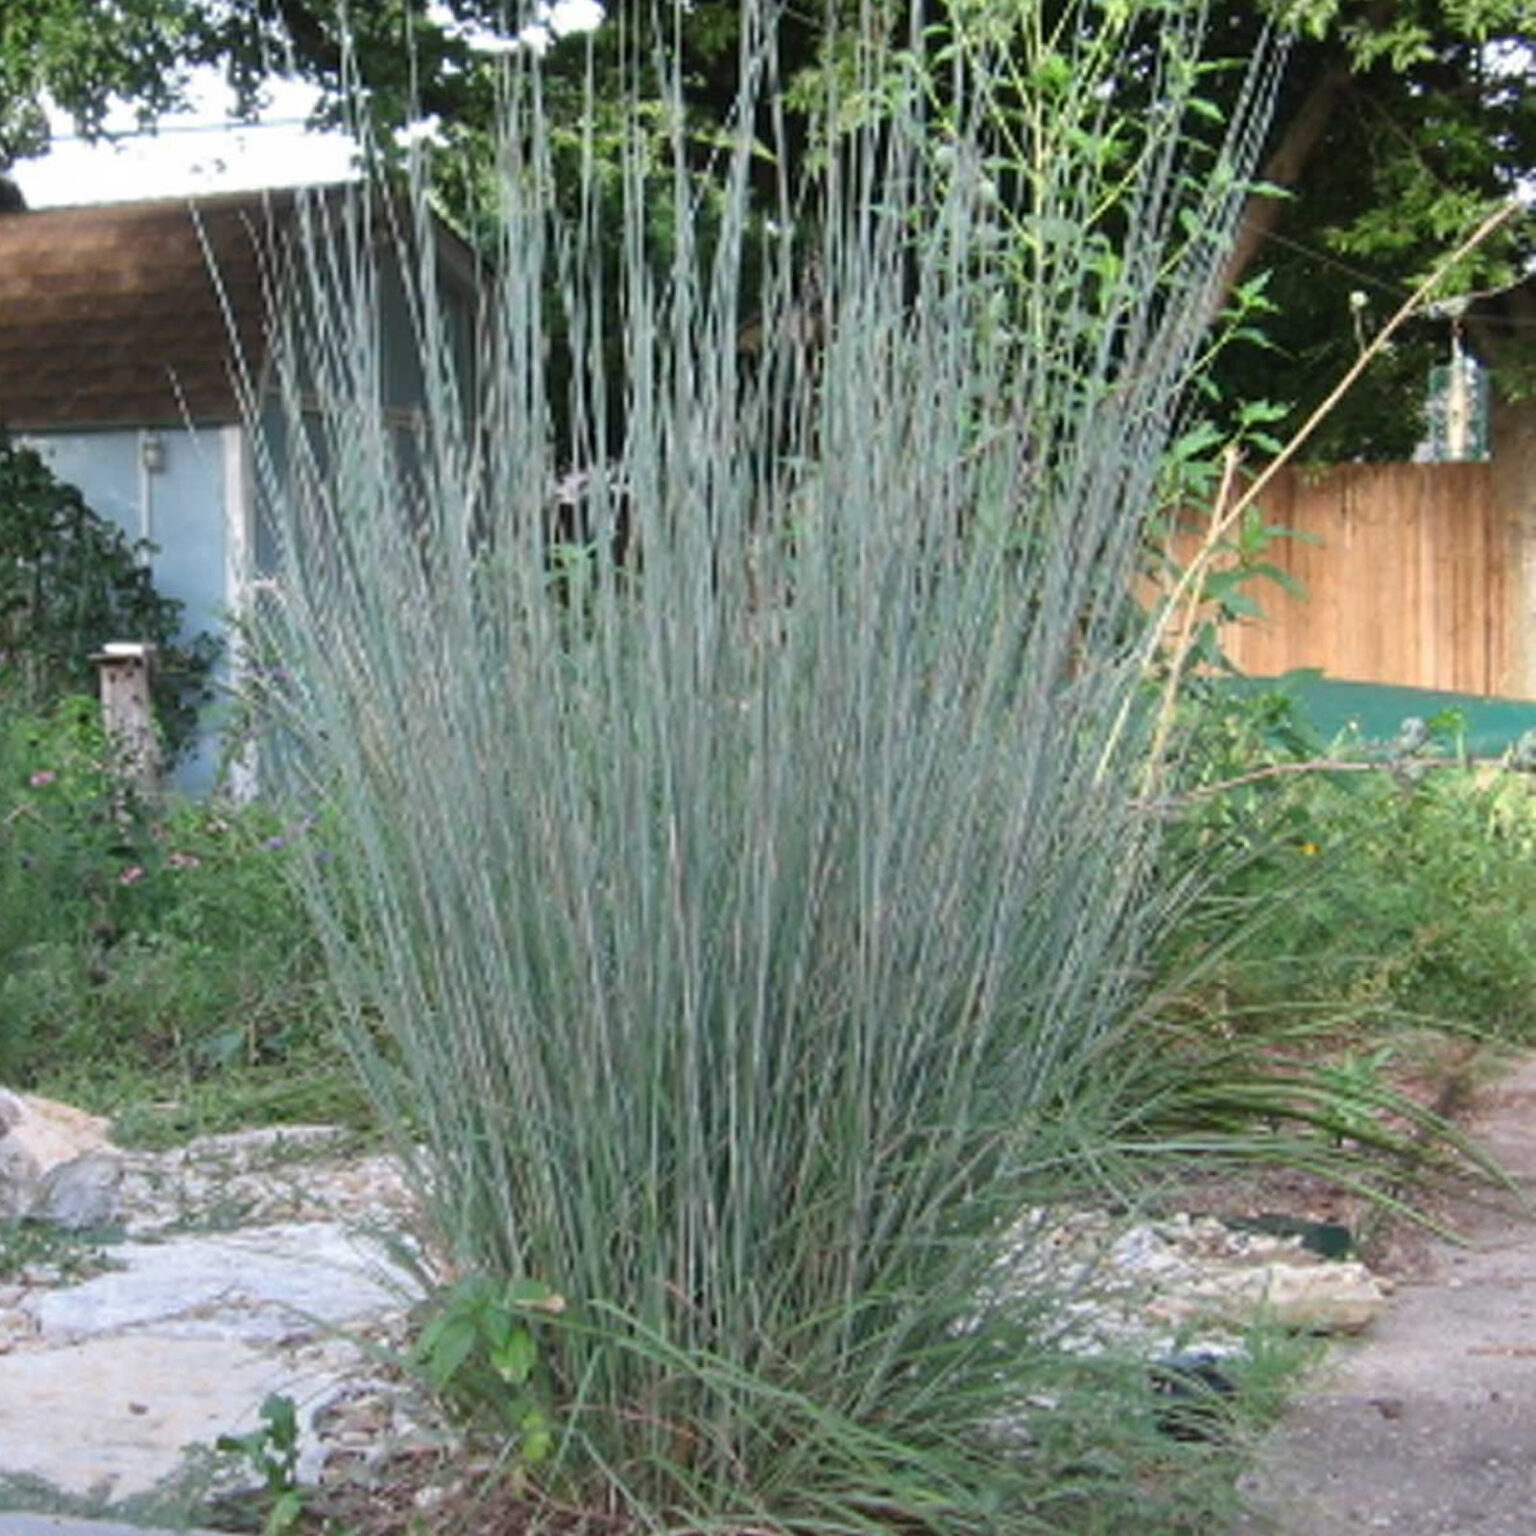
[28,769,56,788]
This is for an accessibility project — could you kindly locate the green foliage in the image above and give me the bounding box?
[0,0,209,163]
[0,1217,119,1284]
[0,0,508,169]
[1009,1344,1304,1535]
[0,694,128,956]
[411,1274,562,1464]
[1167,689,1536,1041]
[0,432,218,759]
[215,1393,306,1536]
[0,692,335,1104]
[1206,1,1536,459]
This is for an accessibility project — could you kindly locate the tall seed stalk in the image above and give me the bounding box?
[253,4,1283,1529]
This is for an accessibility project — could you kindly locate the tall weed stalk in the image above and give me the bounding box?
[254,5,1281,1528]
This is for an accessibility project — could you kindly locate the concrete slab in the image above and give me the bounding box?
[1238,1053,1536,1535]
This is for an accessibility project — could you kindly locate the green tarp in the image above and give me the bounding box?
[1228,671,1536,759]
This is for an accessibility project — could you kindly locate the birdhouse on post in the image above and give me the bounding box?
[89,642,161,792]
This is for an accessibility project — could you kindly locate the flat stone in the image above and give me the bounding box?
[1156,1259,1389,1335]
[0,1221,422,1504]
[0,1333,352,1500]
[26,1223,417,1344]
[0,1517,224,1536]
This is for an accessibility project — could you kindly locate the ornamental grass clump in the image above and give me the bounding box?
[254,5,1283,1528]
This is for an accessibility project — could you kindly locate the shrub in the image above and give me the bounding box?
[0,692,328,1098]
[0,431,219,759]
[1167,691,1536,1042]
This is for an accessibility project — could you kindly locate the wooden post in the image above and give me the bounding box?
[89,642,161,792]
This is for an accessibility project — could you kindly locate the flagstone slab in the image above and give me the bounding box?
[0,1333,347,1500]
[0,1222,420,1504]
[25,1223,414,1344]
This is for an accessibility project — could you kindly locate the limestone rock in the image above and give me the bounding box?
[0,1089,117,1223]
[37,1148,124,1230]
[1001,1205,1391,1354]
[0,1221,423,1499]
[1154,1258,1389,1335]
[0,1331,354,1499]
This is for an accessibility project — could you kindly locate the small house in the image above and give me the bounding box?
[0,185,481,790]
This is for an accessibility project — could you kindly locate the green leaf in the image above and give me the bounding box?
[264,1489,305,1536]
[426,1315,479,1386]
[491,1326,538,1386]
[519,1407,554,1466]
[1218,590,1265,620]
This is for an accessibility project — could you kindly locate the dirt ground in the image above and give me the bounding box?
[1233,1050,1536,1536]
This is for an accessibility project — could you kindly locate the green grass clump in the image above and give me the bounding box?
[241,6,1386,1532]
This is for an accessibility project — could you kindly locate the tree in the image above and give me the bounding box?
[541,1,1536,460]
[8,0,1532,460]
[0,434,218,756]
[1202,0,1536,458]
[1,0,249,165]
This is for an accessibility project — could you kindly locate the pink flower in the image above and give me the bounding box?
[118,865,146,886]
[167,851,202,871]
[28,770,56,788]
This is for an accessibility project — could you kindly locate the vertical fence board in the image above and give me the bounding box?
[1201,462,1521,697]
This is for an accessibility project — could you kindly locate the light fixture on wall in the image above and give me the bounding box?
[140,432,166,474]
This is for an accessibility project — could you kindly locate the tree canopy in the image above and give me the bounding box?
[7,0,1533,459]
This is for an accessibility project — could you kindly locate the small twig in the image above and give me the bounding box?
[1161,198,1520,627]
[1142,756,1379,809]
[1113,198,1522,796]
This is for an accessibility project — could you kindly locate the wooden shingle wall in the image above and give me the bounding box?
[0,194,288,430]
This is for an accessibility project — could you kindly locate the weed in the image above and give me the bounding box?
[0,1217,121,1286]
[0,707,349,1125]
[410,1275,563,1471]
[1168,690,1536,1044]
[215,1393,306,1536]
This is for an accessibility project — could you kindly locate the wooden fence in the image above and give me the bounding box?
[1189,462,1530,699]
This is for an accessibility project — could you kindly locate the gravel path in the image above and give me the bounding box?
[1238,1052,1536,1536]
